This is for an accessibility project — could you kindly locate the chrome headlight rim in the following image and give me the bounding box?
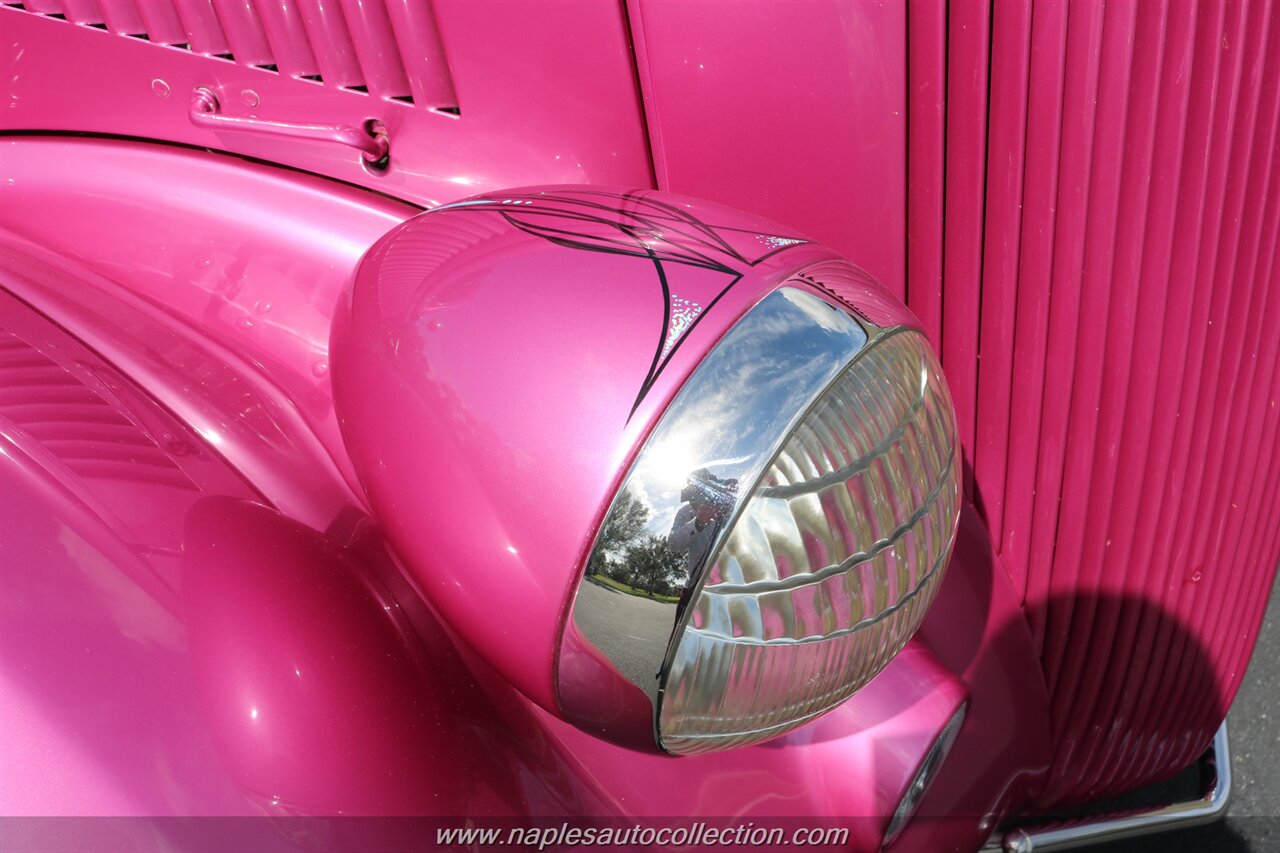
[555,267,959,754]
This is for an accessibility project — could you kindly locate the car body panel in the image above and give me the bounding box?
[1,0,1278,848]
[626,0,908,291]
[0,1,654,206]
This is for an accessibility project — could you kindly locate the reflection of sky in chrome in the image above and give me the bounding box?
[626,288,868,541]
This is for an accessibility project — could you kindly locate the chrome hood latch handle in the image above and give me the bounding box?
[189,87,388,165]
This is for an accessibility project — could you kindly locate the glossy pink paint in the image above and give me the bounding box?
[906,0,1280,807]
[1,0,1277,846]
[626,0,908,292]
[331,187,868,713]
[512,506,1053,853]
[0,382,982,829]
[0,1,653,205]
[0,140,1041,851]
[0,332,982,836]
[0,287,612,820]
[0,137,413,526]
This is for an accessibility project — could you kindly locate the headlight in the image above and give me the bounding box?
[661,329,958,753]
[560,272,960,754]
[334,184,960,755]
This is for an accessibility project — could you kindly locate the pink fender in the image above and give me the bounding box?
[1,140,1051,852]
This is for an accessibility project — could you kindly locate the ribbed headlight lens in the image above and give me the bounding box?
[657,330,959,754]
[558,280,960,754]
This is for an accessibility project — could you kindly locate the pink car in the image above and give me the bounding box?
[1,1,1276,851]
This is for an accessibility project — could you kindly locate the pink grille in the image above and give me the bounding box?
[909,0,1280,807]
[3,0,456,108]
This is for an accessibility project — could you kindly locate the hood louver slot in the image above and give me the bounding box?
[3,0,458,112]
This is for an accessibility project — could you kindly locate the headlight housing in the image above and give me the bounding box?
[334,184,959,755]
[560,273,960,755]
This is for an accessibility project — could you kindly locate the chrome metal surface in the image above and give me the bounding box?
[558,277,959,754]
[556,286,872,748]
[189,87,389,163]
[994,723,1231,853]
[659,329,960,754]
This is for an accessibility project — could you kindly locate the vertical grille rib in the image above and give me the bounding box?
[909,0,1280,807]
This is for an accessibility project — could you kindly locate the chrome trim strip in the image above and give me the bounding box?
[989,722,1232,853]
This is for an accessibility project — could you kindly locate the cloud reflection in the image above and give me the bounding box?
[625,288,867,544]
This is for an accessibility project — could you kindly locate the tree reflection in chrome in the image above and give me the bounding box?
[588,487,684,601]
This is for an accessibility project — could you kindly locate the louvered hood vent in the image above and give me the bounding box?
[4,0,458,112]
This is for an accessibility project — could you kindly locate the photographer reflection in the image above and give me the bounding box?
[667,469,739,624]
